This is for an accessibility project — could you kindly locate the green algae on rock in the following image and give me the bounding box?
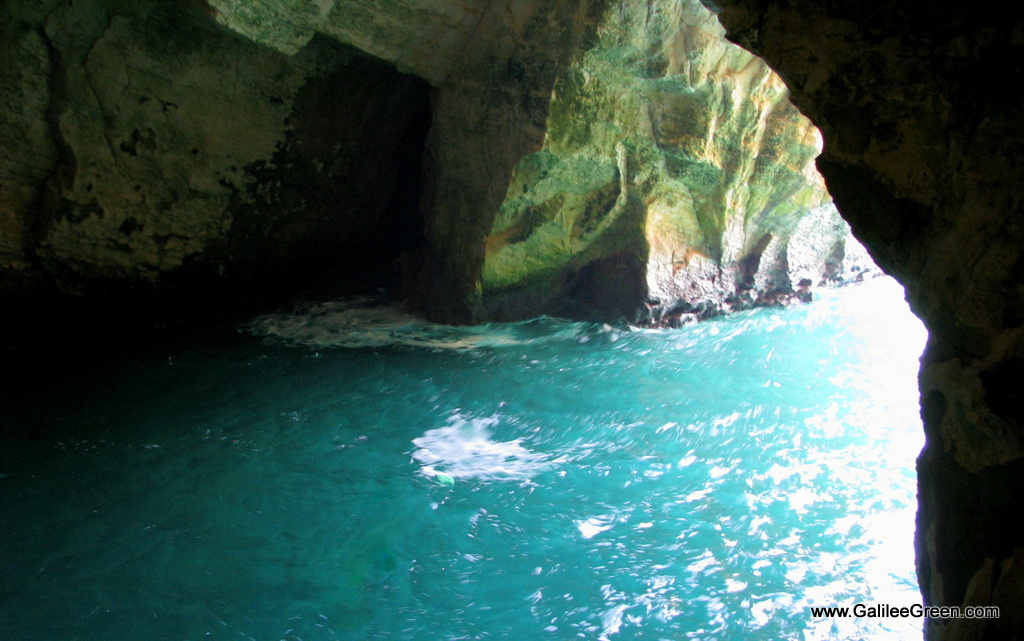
[1,0,867,324]
[476,0,866,322]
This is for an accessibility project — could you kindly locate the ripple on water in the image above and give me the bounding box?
[0,278,926,640]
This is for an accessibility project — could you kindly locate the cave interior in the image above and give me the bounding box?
[3,1,1024,639]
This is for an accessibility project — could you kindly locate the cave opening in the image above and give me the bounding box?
[0,5,436,356]
[0,0,950,639]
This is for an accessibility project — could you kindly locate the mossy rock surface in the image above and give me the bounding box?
[477,0,844,318]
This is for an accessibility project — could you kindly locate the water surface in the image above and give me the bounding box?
[0,278,926,640]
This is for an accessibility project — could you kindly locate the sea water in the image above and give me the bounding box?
[0,277,927,640]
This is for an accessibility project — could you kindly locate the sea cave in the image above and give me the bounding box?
[2,1,1023,640]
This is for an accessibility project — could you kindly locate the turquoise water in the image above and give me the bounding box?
[1,278,926,640]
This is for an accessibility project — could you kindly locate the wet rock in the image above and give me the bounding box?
[474,0,852,322]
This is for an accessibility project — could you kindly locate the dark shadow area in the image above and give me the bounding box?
[1,30,432,376]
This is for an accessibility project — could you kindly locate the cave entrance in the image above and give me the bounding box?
[454,0,934,633]
[0,0,937,638]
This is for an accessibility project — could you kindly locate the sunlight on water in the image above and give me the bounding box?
[0,278,926,641]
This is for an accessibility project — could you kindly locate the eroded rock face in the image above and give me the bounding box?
[1,0,429,320]
[204,0,486,85]
[5,0,1022,638]
[446,0,869,322]
[205,0,868,322]
[58,0,593,319]
[714,1,1024,638]
[2,0,864,327]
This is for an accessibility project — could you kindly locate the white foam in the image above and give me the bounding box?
[411,415,549,481]
[576,517,614,539]
[248,297,606,350]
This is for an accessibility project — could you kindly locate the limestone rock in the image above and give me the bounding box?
[0,0,429,314]
[208,0,863,323]
[1,0,861,325]
[0,16,56,289]
[475,0,855,322]
[206,0,487,85]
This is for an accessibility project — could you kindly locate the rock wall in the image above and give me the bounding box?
[0,0,430,323]
[477,0,868,322]
[204,0,867,323]
[714,1,1024,638]
[2,0,865,327]
[198,0,582,322]
[205,0,486,85]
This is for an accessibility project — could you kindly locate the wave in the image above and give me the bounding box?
[247,279,919,356]
[246,297,626,350]
[411,415,552,481]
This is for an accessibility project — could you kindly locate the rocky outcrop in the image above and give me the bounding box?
[0,0,429,320]
[714,1,1024,638]
[477,0,863,322]
[1,0,863,325]
[182,0,868,323]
